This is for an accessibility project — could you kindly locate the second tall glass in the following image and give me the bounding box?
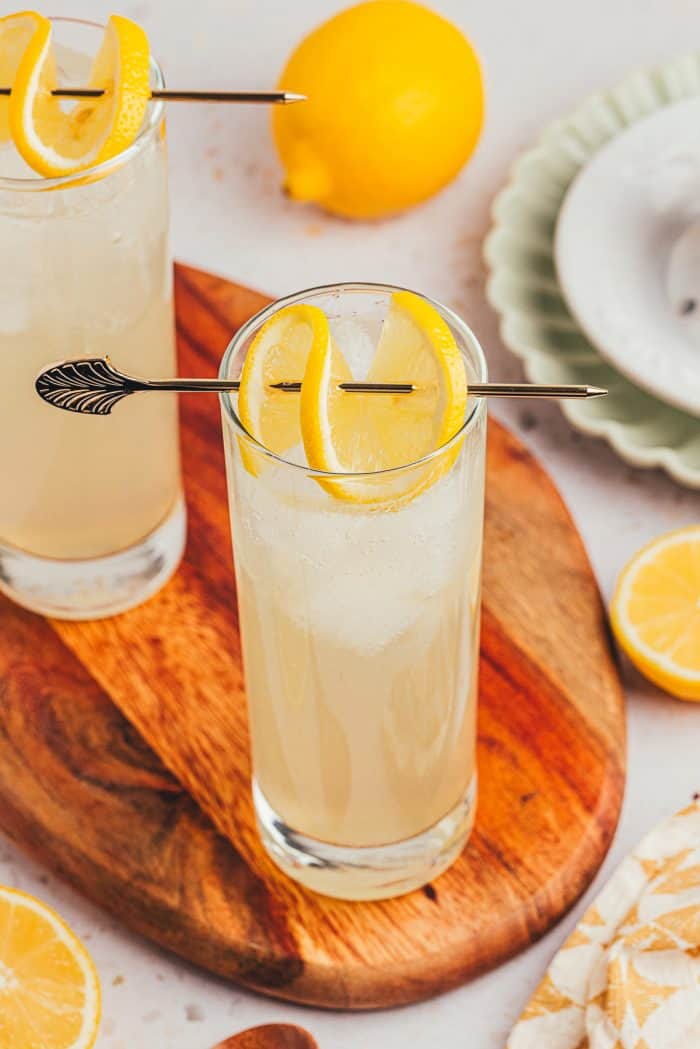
[0,18,184,619]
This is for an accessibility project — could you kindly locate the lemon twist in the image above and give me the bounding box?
[0,11,43,143]
[236,291,468,507]
[237,303,331,475]
[301,291,467,505]
[5,12,151,178]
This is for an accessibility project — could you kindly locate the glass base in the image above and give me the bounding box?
[0,495,186,621]
[253,776,477,901]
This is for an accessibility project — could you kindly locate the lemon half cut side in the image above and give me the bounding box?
[0,885,101,1049]
[611,525,700,701]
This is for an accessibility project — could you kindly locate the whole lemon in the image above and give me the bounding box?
[272,0,484,219]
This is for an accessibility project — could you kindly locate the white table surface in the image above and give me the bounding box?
[2,1,700,1046]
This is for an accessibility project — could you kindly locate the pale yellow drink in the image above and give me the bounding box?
[0,145,180,559]
[0,22,183,617]
[221,286,487,900]
[233,461,483,848]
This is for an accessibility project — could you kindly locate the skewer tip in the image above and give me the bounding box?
[280,92,307,104]
[586,386,608,397]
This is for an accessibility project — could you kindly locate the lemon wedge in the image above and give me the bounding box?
[611,526,700,701]
[301,290,468,505]
[0,886,101,1049]
[10,13,150,178]
[237,303,331,473]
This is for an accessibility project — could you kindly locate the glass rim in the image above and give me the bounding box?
[219,281,488,481]
[0,16,166,193]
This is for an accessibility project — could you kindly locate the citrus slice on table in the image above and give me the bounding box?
[237,303,331,473]
[0,12,48,143]
[0,886,101,1049]
[301,290,468,505]
[10,13,151,177]
[611,525,700,701]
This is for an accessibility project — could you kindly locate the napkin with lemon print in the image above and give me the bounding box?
[508,801,700,1049]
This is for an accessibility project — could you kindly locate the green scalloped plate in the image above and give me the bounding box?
[485,52,700,489]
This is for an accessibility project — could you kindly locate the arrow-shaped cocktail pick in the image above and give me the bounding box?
[0,87,305,104]
[35,357,607,416]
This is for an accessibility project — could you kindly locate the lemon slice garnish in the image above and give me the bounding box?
[0,886,101,1049]
[0,11,46,144]
[611,525,700,701]
[301,290,468,505]
[10,13,150,178]
[237,303,331,473]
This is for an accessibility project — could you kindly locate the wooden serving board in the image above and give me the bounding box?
[0,264,626,1010]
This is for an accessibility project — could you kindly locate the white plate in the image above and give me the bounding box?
[485,50,700,489]
[555,97,700,418]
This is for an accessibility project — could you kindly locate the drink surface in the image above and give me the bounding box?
[0,43,181,560]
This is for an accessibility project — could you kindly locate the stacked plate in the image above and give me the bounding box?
[485,52,700,488]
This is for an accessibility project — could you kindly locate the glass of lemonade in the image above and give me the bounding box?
[0,18,184,619]
[220,284,487,900]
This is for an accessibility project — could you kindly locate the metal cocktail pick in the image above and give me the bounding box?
[35,357,608,416]
[0,87,305,104]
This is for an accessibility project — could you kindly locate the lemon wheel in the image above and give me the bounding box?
[611,526,700,701]
[0,886,101,1049]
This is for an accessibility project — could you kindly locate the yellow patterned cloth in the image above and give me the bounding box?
[508,802,700,1049]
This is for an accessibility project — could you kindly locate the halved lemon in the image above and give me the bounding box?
[10,13,150,177]
[301,290,468,505]
[0,11,47,143]
[0,886,101,1049]
[237,303,331,473]
[611,526,700,701]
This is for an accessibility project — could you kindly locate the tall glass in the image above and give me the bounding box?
[0,18,184,619]
[220,284,487,900]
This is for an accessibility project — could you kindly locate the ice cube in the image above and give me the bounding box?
[328,317,376,379]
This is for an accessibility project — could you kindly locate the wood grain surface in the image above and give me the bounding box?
[0,264,626,1009]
